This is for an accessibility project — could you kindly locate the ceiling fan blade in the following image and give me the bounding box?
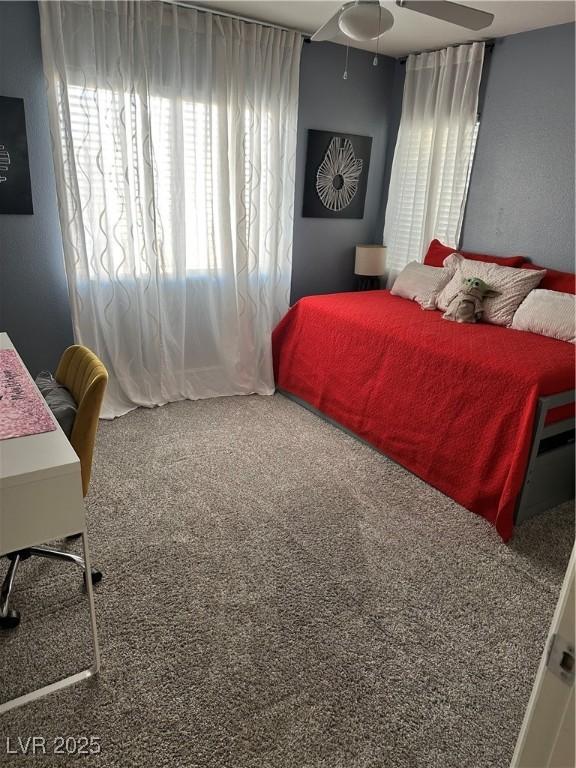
[396,0,494,31]
[311,8,343,41]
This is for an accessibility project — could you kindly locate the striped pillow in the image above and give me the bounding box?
[511,289,575,344]
[436,257,546,326]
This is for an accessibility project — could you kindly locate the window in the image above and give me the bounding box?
[64,84,272,278]
[386,118,480,271]
[434,118,480,244]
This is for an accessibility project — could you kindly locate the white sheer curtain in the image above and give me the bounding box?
[39,1,301,418]
[383,43,484,275]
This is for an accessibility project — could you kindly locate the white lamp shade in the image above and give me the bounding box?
[355,245,387,276]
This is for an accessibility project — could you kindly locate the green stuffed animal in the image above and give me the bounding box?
[443,277,500,324]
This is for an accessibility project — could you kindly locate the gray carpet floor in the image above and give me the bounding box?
[0,393,573,768]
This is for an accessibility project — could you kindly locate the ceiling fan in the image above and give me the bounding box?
[312,0,495,44]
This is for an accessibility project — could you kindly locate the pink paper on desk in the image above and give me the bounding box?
[0,349,57,440]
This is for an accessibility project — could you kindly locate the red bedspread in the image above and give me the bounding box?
[272,291,575,541]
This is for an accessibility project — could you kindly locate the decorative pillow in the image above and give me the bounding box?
[521,263,576,294]
[423,239,527,269]
[390,260,456,310]
[511,290,575,344]
[35,371,77,438]
[436,258,547,326]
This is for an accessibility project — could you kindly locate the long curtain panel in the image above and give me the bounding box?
[39,1,301,418]
[384,43,485,275]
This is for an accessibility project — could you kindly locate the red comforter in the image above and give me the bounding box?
[272,291,575,541]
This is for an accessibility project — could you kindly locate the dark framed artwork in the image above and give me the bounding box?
[303,129,372,219]
[0,96,33,215]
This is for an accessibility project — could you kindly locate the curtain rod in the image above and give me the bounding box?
[399,40,494,63]
[165,1,311,37]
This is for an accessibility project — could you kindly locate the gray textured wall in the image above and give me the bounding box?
[291,42,401,303]
[461,23,575,269]
[0,1,74,375]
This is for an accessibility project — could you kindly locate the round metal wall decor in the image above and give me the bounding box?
[316,137,363,212]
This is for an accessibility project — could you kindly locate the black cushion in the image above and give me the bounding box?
[35,371,77,438]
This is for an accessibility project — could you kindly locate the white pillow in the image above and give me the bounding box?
[436,257,546,326]
[511,289,575,344]
[390,259,457,310]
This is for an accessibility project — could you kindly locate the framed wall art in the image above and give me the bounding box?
[0,96,33,215]
[302,129,371,219]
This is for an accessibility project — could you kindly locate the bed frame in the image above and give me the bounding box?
[515,389,575,524]
[279,389,575,529]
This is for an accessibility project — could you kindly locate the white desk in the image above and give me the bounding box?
[0,332,100,714]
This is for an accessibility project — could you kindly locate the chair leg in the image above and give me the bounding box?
[0,545,102,632]
[28,546,85,570]
[28,547,103,586]
[0,554,21,628]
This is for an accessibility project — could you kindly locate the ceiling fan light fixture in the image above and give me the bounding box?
[338,3,394,42]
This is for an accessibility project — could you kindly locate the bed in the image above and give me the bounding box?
[272,290,575,541]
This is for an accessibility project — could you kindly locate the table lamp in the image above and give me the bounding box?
[354,245,387,291]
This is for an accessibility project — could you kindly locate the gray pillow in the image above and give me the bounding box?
[35,371,77,438]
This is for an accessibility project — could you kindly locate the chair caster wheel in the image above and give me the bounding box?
[83,569,102,590]
[91,569,103,585]
[0,609,21,630]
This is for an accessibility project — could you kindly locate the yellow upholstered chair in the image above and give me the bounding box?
[55,345,108,497]
[0,345,108,629]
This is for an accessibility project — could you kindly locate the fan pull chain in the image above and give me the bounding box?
[373,4,382,66]
[343,43,350,80]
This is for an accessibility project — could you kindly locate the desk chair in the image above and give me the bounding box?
[0,345,108,629]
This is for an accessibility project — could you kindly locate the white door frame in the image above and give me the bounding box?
[511,543,575,768]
